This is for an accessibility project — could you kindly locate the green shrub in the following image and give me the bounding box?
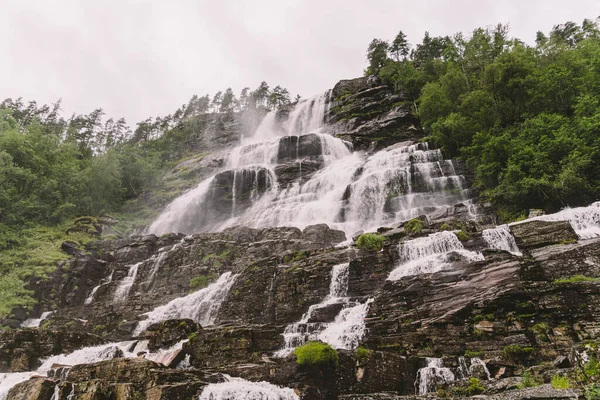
[355,347,371,362]
[551,374,570,389]
[517,370,541,389]
[404,218,424,234]
[356,233,386,251]
[295,341,339,368]
[188,332,199,341]
[453,377,486,396]
[503,345,534,363]
[439,223,452,231]
[464,350,484,358]
[585,384,600,399]
[189,275,209,290]
[455,230,470,242]
[554,275,600,284]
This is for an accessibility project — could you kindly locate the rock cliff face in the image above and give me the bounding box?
[2,78,600,399]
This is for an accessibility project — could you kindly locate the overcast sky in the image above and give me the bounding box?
[0,0,598,124]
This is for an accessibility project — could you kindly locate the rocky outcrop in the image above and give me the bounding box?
[327,78,423,151]
[0,330,105,372]
[511,220,578,249]
[142,319,201,351]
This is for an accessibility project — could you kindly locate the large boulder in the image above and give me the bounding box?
[142,319,201,351]
[511,220,578,249]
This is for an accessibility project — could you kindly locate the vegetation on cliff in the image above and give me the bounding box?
[366,17,600,219]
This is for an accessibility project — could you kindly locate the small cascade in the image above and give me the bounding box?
[317,299,373,350]
[0,338,203,397]
[470,357,492,380]
[276,264,371,356]
[512,201,600,240]
[49,384,60,400]
[482,225,522,256]
[113,262,142,302]
[144,242,182,289]
[388,231,484,280]
[21,311,53,328]
[416,358,455,394]
[85,270,114,305]
[133,272,237,336]
[199,375,299,400]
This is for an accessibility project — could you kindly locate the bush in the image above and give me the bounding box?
[585,384,600,400]
[355,347,371,362]
[551,374,570,389]
[453,377,486,396]
[295,341,339,369]
[455,230,470,242]
[404,218,424,234]
[464,350,484,358]
[517,370,541,389]
[503,345,534,364]
[439,223,452,231]
[356,233,386,251]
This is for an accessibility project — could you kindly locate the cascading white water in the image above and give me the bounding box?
[470,357,491,380]
[113,262,142,302]
[21,311,53,328]
[482,225,522,256]
[199,375,299,400]
[317,299,373,350]
[388,231,484,280]
[133,272,237,336]
[511,201,600,240]
[0,339,197,399]
[85,270,114,305]
[148,92,473,238]
[276,263,371,356]
[416,358,455,394]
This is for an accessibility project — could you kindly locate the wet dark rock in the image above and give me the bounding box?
[142,319,201,351]
[511,220,578,249]
[0,329,105,373]
[6,377,56,400]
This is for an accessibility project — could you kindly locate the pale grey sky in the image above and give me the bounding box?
[0,0,598,123]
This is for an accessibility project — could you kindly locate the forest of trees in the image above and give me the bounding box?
[366,18,600,218]
[0,81,296,241]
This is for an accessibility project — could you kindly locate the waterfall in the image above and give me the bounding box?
[21,311,53,328]
[199,375,299,400]
[0,339,197,398]
[113,262,142,302]
[388,231,483,280]
[49,383,60,400]
[133,272,237,336]
[470,357,491,380]
[482,225,522,256]
[416,358,455,394]
[276,264,371,356]
[85,270,114,305]
[147,93,473,238]
[317,299,373,350]
[511,201,600,240]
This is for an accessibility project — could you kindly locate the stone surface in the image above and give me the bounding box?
[511,220,578,249]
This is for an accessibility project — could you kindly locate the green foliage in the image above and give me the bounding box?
[464,350,484,358]
[554,275,600,284]
[404,218,424,234]
[453,377,486,396]
[504,345,535,364]
[355,347,371,362]
[294,341,339,369]
[189,274,217,291]
[356,233,386,251]
[365,18,600,215]
[517,370,541,389]
[551,374,571,389]
[455,230,470,242]
[188,332,199,341]
[585,384,600,399]
[439,223,451,231]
